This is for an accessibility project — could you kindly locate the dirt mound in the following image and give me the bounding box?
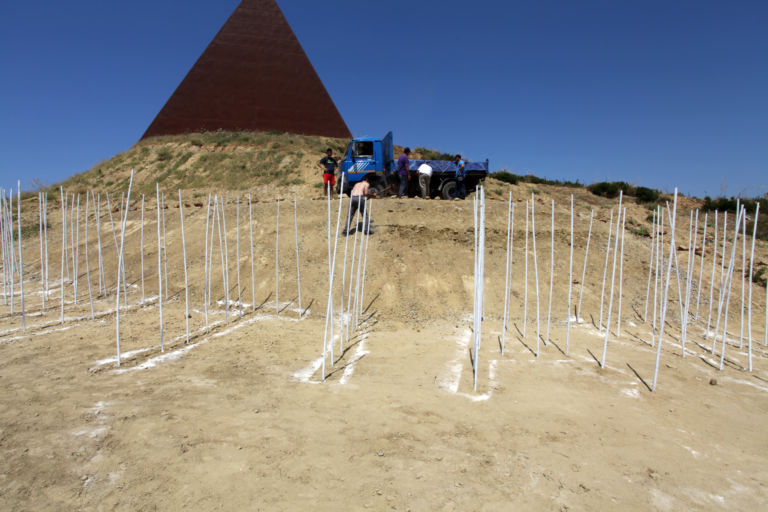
[1,181,767,509]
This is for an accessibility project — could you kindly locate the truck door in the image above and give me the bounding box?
[382,131,393,173]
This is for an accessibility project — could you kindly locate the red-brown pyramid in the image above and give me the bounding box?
[142,0,351,140]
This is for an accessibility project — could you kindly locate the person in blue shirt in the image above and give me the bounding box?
[396,147,411,198]
[453,154,466,200]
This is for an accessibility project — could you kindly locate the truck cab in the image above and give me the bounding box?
[339,132,394,195]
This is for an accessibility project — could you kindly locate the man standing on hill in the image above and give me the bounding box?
[317,148,338,198]
[397,147,411,198]
[343,174,378,236]
[452,154,466,200]
[417,162,432,199]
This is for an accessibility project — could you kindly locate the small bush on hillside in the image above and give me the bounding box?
[414,147,455,160]
[493,172,519,185]
[588,181,632,198]
[702,196,768,240]
[491,171,580,188]
[156,148,173,161]
[635,186,660,203]
[14,220,50,240]
[754,267,766,287]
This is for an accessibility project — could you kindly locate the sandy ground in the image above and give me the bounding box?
[1,187,767,511]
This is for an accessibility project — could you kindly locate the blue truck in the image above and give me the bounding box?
[338,132,489,199]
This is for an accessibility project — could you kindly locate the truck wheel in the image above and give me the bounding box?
[441,181,456,200]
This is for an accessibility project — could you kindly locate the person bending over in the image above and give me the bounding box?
[343,174,378,236]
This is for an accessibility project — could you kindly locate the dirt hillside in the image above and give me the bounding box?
[2,167,768,510]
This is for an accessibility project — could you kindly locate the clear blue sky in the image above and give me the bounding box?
[1,0,766,198]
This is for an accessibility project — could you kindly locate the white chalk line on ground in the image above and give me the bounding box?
[111,311,302,374]
[0,295,160,338]
[0,323,79,345]
[292,331,364,385]
[438,316,497,401]
[338,333,369,385]
[292,356,324,384]
[215,299,307,317]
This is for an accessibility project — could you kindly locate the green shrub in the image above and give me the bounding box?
[413,147,456,160]
[635,186,660,203]
[588,181,633,198]
[493,171,519,185]
[754,267,766,287]
[702,196,768,241]
[156,148,173,161]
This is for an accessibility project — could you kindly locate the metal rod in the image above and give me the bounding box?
[523,199,528,337]
[179,190,190,344]
[566,195,574,354]
[617,207,626,337]
[601,198,622,368]
[294,195,302,315]
[74,194,80,304]
[60,186,65,323]
[44,192,49,304]
[156,183,164,352]
[215,196,229,324]
[695,212,708,320]
[576,209,594,322]
[162,193,168,300]
[739,210,746,348]
[17,183,26,331]
[747,203,759,370]
[114,171,134,366]
[501,193,512,355]
[236,196,242,317]
[321,178,345,381]
[203,193,211,333]
[531,192,541,355]
[706,211,719,338]
[221,197,230,315]
[39,192,45,310]
[546,200,555,343]
[140,195,145,306]
[718,206,745,370]
[94,192,105,296]
[652,189,678,391]
[644,209,657,322]
[599,209,614,331]
[359,199,373,325]
[652,206,662,341]
[275,196,280,315]
[84,192,94,319]
[249,193,255,313]
[681,210,698,354]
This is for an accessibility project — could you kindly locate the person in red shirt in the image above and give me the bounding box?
[317,148,338,198]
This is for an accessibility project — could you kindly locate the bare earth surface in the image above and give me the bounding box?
[1,186,767,511]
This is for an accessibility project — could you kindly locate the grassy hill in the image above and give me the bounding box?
[59,131,350,198]
[58,131,448,199]
[55,130,767,242]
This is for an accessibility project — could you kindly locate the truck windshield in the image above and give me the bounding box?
[353,141,374,159]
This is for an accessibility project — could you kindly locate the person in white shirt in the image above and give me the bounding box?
[417,162,433,199]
